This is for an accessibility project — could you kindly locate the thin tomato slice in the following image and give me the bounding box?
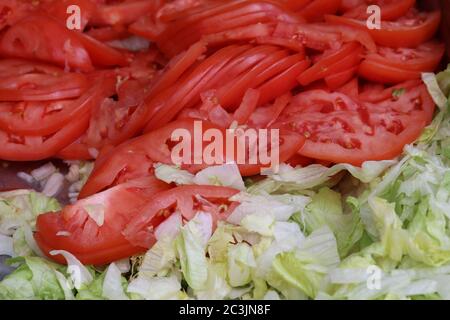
[325,67,358,90]
[299,0,341,22]
[325,10,441,48]
[80,119,305,198]
[342,0,416,21]
[123,185,240,248]
[0,59,88,101]
[91,0,163,26]
[35,176,170,265]
[358,80,422,102]
[0,0,37,31]
[274,84,435,165]
[0,15,93,72]
[0,76,115,136]
[359,42,445,83]
[297,42,362,86]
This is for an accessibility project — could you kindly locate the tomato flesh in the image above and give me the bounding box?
[274,84,435,165]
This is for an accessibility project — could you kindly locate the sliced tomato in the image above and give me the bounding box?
[35,176,170,265]
[202,23,274,46]
[56,139,94,161]
[0,109,90,161]
[152,0,301,56]
[303,23,377,53]
[233,88,261,125]
[91,0,163,26]
[339,0,364,12]
[277,0,312,11]
[325,67,357,90]
[80,119,305,198]
[325,10,441,48]
[286,153,314,167]
[249,93,292,128]
[123,185,240,248]
[0,59,88,101]
[85,25,130,42]
[273,22,342,51]
[0,0,37,31]
[273,84,435,165]
[0,15,94,72]
[255,36,306,54]
[359,60,422,84]
[0,76,115,136]
[358,79,422,102]
[74,31,130,67]
[359,41,445,83]
[342,0,416,21]
[144,45,287,130]
[299,0,341,22]
[257,58,310,105]
[76,54,160,150]
[39,0,96,30]
[336,77,359,98]
[297,42,363,86]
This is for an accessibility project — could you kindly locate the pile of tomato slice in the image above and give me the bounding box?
[0,0,442,265]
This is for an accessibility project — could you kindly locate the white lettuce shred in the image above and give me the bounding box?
[0,190,60,257]
[154,163,245,190]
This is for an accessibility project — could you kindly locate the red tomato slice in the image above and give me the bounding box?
[56,139,94,161]
[337,77,359,98]
[81,41,207,149]
[91,0,163,26]
[0,15,94,72]
[144,45,268,130]
[39,0,96,31]
[74,31,130,67]
[325,67,358,90]
[0,110,90,161]
[0,76,115,136]
[80,119,305,198]
[297,42,363,86]
[277,0,312,11]
[325,10,441,48]
[304,23,377,53]
[249,93,292,128]
[286,153,314,167]
[342,0,416,21]
[255,36,306,54]
[85,25,130,42]
[153,0,301,56]
[35,176,170,265]
[358,80,422,102]
[66,52,160,151]
[273,22,342,51]
[359,41,445,83]
[358,60,422,84]
[257,58,310,105]
[233,88,261,125]
[339,0,364,12]
[0,59,88,101]
[274,84,435,165]
[299,0,341,22]
[149,41,207,97]
[123,185,240,248]
[202,23,274,46]
[0,0,36,31]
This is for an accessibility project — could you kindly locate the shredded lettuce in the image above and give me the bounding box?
[0,190,60,257]
[0,257,69,300]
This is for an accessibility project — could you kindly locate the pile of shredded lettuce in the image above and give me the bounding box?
[1,66,450,300]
